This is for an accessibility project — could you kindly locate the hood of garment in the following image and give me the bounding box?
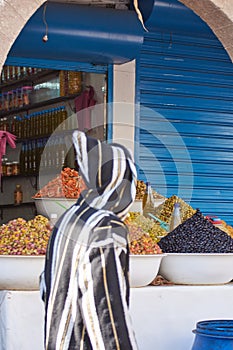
[72,130,137,219]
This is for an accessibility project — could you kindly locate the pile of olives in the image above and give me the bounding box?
[155,195,196,224]
[158,209,233,253]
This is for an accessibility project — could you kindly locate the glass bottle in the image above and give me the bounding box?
[24,142,29,175]
[11,116,16,135]
[17,116,22,139]
[19,143,25,175]
[1,157,7,176]
[17,88,23,108]
[12,161,20,175]
[169,202,182,232]
[22,86,32,106]
[61,106,68,130]
[6,162,12,176]
[31,140,37,174]
[14,184,23,205]
[142,181,155,217]
[7,91,14,110]
[36,139,42,170]
[49,213,58,229]
[27,141,32,175]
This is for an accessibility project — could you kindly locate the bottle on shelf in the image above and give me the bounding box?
[142,181,155,218]
[36,138,45,171]
[14,184,23,205]
[6,162,12,176]
[11,116,17,135]
[1,157,7,176]
[27,141,32,174]
[169,202,182,232]
[31,140,37,174]
[12,161,20,175]
[59,70,69,96]
[61,106,68,130]
[17,87,23,108]
[19,143,25,175]
[17,116,22,138]
[24,142,29,174]
[37,111,42,136]
[54,137,61,168]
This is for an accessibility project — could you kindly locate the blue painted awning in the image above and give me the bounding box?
[8,2,144,65]
[137,0,214,37]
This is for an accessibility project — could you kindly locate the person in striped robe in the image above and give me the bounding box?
[40,130,139,349]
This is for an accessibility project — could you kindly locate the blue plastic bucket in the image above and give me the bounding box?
[192,320,233,349]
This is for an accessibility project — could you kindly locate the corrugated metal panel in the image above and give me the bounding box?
[137,32,233,224]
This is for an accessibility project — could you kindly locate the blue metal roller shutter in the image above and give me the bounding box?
[137,32,233,225]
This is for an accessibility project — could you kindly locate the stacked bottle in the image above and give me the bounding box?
[19,137,68,174]
[0,65,42,84]
[0,86,33,112]
[8,106,69,139]
[0,117,10,131]
[59,70,82,96]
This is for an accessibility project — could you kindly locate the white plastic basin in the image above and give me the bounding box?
[129,254,166,288]
[159,253,233,285]
[34,197,77,219]
[0,255,45,290]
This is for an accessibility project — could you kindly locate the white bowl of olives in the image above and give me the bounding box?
[129,254,166,288]
[159,253,233,285]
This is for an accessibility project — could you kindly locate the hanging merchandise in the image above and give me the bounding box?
[0,131,16,179]
[75,86,96,132]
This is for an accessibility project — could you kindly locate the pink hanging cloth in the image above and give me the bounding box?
[74,86,96,131]
[0,130,16,178]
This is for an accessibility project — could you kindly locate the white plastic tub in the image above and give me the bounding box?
[0,255,45,290]
[159,253,233,285]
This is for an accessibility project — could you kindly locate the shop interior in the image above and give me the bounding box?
[0,65,107,223]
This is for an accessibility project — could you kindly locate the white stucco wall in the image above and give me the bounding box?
[112,60,136,154]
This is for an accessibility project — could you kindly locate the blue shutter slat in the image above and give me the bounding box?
[138,30,233,225]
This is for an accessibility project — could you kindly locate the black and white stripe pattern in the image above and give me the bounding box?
[40,131,138,349]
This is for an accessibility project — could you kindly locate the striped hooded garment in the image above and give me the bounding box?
[40,130,139,350]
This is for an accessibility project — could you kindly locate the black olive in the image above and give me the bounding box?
[158,209,233,253]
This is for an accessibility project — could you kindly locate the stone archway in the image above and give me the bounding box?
[0,0,233,75]
[179,0,233,62]
[0,0,45,70]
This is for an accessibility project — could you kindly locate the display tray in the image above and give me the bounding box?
[0,255,45,290]
[34,197,77,219]
[159,253,233,285]
[129,254,166,288]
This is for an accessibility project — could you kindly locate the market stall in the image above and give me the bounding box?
[1,284,233,350]
[1,178,233,350]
